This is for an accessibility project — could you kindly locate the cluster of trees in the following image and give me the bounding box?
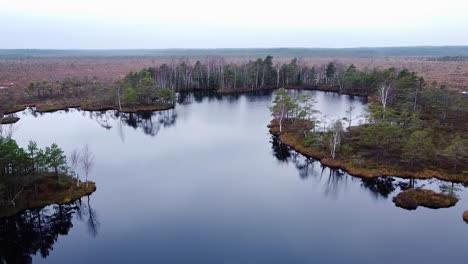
[357,75,467,170]
[110,57,351,92]
[270,88,346,160]
[117,69,176,108]
[0,136,94,205]
[269,88,319,133]
[270,66,468,172]
[110,57,430,97]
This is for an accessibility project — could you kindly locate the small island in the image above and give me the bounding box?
[392,189,458,210]
[0,115,20,124]
[464,211,468,223]
[268,65,467,184]
[0,136,96,217]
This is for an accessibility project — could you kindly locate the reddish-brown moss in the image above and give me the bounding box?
[393,189,458,210]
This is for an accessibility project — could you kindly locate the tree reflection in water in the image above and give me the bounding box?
[26,107,178,139]
[270,135,467,202]
[271,135,399,199]
[0,195,99,263]
[24,91,275,140]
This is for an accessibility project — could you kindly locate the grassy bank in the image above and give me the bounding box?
[268,120,468,184]
[0,174,96,218]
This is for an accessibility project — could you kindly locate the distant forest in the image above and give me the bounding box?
[2,46,468,59]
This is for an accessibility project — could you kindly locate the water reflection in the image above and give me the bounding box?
[25,107,178,138]
[269,135,466,202]
[360,177,396,198]
[0,195,99,263]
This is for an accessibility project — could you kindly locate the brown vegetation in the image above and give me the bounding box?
[0,174,96,218]
[268,120,468,183]
[392,189,458,210]
[1,57,467,91]
[464,211,468,223]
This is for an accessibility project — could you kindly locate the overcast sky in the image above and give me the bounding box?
[1,0,467,49]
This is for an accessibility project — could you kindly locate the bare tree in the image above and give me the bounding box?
[116,83,122,111]
[275,63,281,87]
[69,149,81,187]
[81,144,95,188]
[343,105,356,129]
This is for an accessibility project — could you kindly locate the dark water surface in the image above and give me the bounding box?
[4,91,468,263]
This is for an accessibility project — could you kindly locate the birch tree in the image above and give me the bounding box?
[377,83,392,112]
[343,105,356,129]
[270,88,293,133]
[69,149,81,187]
[329,120,343,159]
[81,144,95,188]
[334,63,347,92]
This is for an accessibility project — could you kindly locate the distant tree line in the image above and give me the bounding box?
[426,55,468,61]
[110,56,416,96]
[2,46,468,58]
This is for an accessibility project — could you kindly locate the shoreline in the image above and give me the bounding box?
[268,121,468,184]
[217,85,370,98]
[0,177,97,218]
[3,101,174,116]
[1,86,362,119]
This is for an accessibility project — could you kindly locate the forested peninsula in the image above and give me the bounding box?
[268,65,467,183]
[0,135,96,217]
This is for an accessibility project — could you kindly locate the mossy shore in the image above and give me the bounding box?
[3,100,174,115]
[0,174,96,218]
[268,120,468,184]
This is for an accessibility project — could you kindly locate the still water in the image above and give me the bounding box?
[3,91,468,263]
